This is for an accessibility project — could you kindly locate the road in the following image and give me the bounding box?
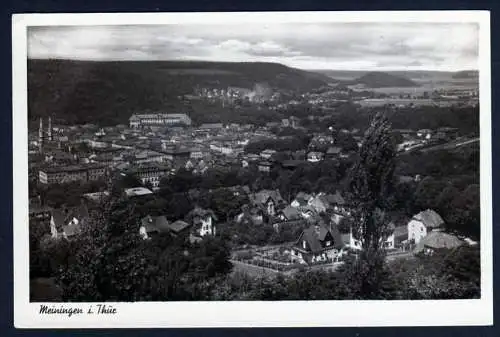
[400,136,479,155]
[419,137,479,153]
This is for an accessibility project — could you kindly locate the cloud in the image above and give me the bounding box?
[28,22,479,71]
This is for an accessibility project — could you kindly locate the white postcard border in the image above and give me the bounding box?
[12,11,492,328]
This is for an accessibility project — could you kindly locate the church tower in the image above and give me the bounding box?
[38,118,44,153]
[48,116,53,141]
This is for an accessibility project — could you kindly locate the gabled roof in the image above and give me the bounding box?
[297,224,341,254]
[251,189,284,205]
[298,205,317,214]
[414,231,463,253]
[279,206,301,221]
[141,215,170,233]
[168,220,192,234]
[413,209,444,228]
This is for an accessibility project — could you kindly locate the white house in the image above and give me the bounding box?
[307,151,324,163]
[342,222,403,251]
[407,209,444,244]
[187,207,217,237]
[341,230,363,251]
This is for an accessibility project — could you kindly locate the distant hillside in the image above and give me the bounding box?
[27,59,330,126]
[348,71,419,88]
[313,69,455,83]
[311,70,366,81]
[452,70,479,79]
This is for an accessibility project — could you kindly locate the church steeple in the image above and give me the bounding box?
[38,118,44,153]
[48,116,52,141]
[38,117,43,140]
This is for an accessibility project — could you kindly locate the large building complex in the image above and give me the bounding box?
[39,164,107,184]
[125,163,170,189]
[129,113,192,128]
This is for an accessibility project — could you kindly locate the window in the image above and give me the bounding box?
[303,240,307,249]
[326,241,331,247]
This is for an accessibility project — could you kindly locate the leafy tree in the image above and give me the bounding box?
[207,188,249,223]
[335,132,359,152]
[412,177,448,213]
[448,184,480,238]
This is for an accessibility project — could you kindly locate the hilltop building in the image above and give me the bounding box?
[129,113,192,128]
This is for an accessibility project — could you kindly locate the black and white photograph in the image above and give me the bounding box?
[13,11,492,328]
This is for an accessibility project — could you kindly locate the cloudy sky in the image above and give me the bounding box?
[28,23,478,71]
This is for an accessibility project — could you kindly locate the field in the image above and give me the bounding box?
[316,69,479,95]
[352,80,478,95]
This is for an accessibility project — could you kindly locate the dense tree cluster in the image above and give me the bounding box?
[54,194,232,301]
[213,244,480,301]
[393,144,480,239]
[30,179,106,209]
[307,105,479,136]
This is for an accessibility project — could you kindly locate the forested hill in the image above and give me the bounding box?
[348,71,419,88]
[27,59,331,125]
[452,70,479,80]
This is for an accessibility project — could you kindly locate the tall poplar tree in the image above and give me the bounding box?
[346,111,397,298]
[348,111,396,251]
